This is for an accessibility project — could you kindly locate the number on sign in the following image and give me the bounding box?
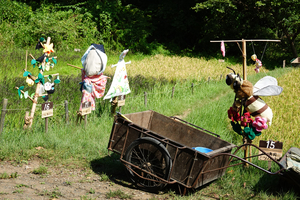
[45,103,50,110]
[266,140,275,149]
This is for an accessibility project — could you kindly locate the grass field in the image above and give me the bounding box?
[0,49,299,199]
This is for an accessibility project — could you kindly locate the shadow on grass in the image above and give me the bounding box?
[253,172,300,199]
[90,153,220,196]
[90,153,134,188]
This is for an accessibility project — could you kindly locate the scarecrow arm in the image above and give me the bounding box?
[15,87,37,103]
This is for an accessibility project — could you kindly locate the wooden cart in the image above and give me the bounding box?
[107,110,286,193]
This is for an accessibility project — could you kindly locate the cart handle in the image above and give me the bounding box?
[170,116,220,138]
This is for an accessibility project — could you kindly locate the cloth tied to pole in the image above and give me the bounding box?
[79,69,107,111]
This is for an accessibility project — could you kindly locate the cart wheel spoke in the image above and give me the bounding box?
[124,137,172,191]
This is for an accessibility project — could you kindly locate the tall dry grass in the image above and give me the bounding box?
[105,54,263,81]
[257,67,300,152]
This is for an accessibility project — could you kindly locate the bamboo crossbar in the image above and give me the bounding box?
[67,63,81,69]
[44,73,59,77]
[210,39,281,43]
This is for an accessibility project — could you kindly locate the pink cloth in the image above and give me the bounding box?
[80,69,107,110]
[221,41,225,57]
[254,58,262,73]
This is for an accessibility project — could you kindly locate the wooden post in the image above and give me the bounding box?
[64,100,69,124]
[0,98,8,135]
[84,115,87,126]
[242,39,247,81]
[144,92,147,107]
[111,96,118,116]
[171,87,175,98]
[45,117,48,133]
[283,60,286,68]
[191,83,194,95]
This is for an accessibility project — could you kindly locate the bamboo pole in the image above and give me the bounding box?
[242,39,247,80]
[210,39,281,42]
[67,63,82,69]
[26,37,51,128]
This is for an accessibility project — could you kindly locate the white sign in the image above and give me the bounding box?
[79,101,91,116]
[42,102,53,118]
[258,140,283,161]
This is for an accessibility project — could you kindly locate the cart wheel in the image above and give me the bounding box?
[124,137,172,191]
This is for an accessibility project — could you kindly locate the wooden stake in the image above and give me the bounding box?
[84,115,87,126]
[144,92,147,107]
[45,117,48,133]
[0,98,8,135]
[65,100,69,124]
[172,87,175,98]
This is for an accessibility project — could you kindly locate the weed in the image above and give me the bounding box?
[64,181,72,186]
[89,188,95,194]
[0,172,19,179]
[80,195,96,200]
[100,173,110,182]
[0,192,9,195]
[32,166,48,175]
[12,189,23,193]
[16,184,30,188]
[0,172,9,179]
[38,188,62,198]
[105,189,132,199]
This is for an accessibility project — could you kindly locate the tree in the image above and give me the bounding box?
[193,0,300,58]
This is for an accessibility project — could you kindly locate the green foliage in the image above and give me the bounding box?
[0,172,19,179]
[32,166,48,174]
[0,2,99,50]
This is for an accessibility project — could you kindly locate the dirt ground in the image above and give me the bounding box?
[0,159,159,200]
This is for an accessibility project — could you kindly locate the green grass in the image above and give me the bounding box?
[32,166,48,175]
[105,189,132,199]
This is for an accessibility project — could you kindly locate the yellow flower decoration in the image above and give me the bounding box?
[43,43,55,54]
[26,77,34,87]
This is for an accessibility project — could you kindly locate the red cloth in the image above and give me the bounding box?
[80,69,107,110]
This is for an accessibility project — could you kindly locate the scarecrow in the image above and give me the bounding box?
[226,67,283,140]
[79,44,109,111]
[16,37,60,128]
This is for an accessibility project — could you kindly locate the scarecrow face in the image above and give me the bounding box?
[226,73,243,90]
[44,82,54,91]
[251,54,257,61]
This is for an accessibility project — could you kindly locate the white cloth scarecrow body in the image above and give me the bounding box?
[104,49,131,100]
[79,44,108,110]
